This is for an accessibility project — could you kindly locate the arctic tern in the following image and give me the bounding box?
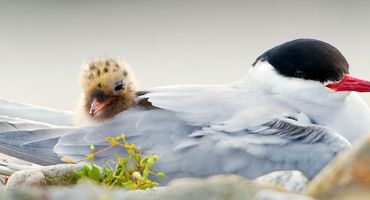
[1,38,370,183]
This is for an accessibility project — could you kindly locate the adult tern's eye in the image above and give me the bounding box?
[114,82,124,91]
[295,70,305,78]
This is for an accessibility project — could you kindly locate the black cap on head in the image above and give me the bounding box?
[253,39,349,83]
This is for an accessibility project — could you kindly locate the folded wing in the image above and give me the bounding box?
[0,87,350,183]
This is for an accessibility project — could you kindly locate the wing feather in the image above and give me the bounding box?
[54,111,350,183]
[0,86,351,183]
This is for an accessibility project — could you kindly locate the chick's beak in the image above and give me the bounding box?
[326,74,370,92]
[89,98,112,117]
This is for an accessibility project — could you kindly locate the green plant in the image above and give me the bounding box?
[74,133,165,190]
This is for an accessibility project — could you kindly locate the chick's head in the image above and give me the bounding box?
[81,58,137,121]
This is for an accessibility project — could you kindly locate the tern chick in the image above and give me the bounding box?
[76,57,137,125]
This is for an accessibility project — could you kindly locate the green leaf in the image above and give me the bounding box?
[86,154,95,161]
[89,144,96,152]
[143,167,149,179]
[106,136,119,146]
[157,172,166,179]
[90,165,102,182]
[75,133,165,190]
[61,156,75,164]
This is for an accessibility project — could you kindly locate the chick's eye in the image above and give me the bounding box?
[114,82,124,91]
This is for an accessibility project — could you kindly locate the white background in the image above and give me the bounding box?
[1,0,370,110]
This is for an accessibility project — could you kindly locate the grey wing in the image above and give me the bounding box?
[0,115,73,165]
[0,87,351,182]
[0,99,73,126]
[0,99,73,164]
[54,109,351,184]
[212,118,350,179]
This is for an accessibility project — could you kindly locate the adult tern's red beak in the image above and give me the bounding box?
[326,75,370,92]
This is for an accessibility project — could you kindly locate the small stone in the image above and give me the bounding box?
[6,164,83,187]
[254,170,308,193]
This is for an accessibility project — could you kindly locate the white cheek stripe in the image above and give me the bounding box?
[245,61,349,104]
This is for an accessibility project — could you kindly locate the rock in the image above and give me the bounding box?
[255,189,317,200]
[0,174,318,200]
[6,164,83,187]
[307,136,370,200]
[160,175,263,200]
[1,153,40,189]
[8,171,45,187]
[254,170,308,193]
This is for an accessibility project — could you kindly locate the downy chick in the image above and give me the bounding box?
[76,57,137,125]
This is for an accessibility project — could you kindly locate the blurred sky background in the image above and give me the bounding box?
[0,0,370,110]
